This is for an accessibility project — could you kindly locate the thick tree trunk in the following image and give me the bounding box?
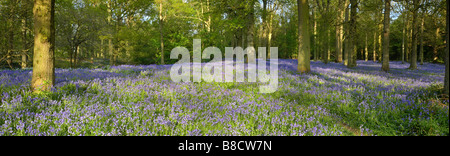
[382,0,391,72]
[409,0,419,70]
[31,0,55,93]
[297,0,311,73]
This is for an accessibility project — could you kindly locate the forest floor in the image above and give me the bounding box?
[0,60,448,136]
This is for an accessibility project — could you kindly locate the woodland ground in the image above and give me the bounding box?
[0,59,448,136]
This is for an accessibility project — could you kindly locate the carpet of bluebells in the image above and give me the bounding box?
[0,59,448,136]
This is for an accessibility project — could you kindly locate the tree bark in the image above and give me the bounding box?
[420,14,424,65]
[347,0,357,68]
[444,0,448,95]
[107,1,114,66]
[336,0,344,63]
[31,0,55,93]
[159,2,165,65]
[344,2,350,66]
[21,11,28,69]
[402,14,405,64]
[433,27,440,62]
[373,31,377,62]
[365,34,368,62]
[297,0,311,73]
[247,0,255,63]
[313,7,318,61]
[382,0,391,72]
[409,0,419,70]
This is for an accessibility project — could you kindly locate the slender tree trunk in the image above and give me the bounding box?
[7,19,14,69]
[445,0,449,95]
[373,32,377,62]
[267,14,273,59]
[246,0,255,62]
[69,45,74,68]
[100,39,104,58]
[21,16,27,69]
[420,15,424,65]
[107,1,113,66]
[406,13,410,63]
[262,0,267,49]
[382,0,391,72]
[207,0,211,32]
[159,2,165,65]
[347,0,357,67]
[313,8,318,61]
[344,3,350,66]
[433,27,440,62]
[74,45,79,67]
[297,0,311,73]
[31,0,55,93]
[336,0,344,63]
[378,16,383,63]
[409,0,419,70]
[327,29,330,61]
[402,15,405,64]
[365,34,368,61]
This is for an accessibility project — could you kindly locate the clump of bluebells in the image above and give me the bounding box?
[0,60,448,136]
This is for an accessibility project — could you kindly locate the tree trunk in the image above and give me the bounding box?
[313,7,318,61]
[444,0,448,95]
[347,0,357,68]
[100,38,104,58]
[344,3,350,66]
[336,0,344,63]
[382,0,391,72]
[297,0,311,73]
[327,29,330,61]
[365,34,368,62]
[74,45,79,67]
[402,14,405,64]
[21,15,27,69]
[107,1,114,66]
[406,13,410,63]
[267,13,273,59]
[378,15,383,63]
[262,0,267,49]
[433,27,440,62]
[31,0,55,93]
[409,0,419,70]
[247,0,255,63]
[159,2,165,65]
[420,15,424,65]
[373,31,377,62]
